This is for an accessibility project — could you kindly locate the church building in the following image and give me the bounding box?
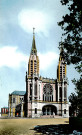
[8,30,69,118]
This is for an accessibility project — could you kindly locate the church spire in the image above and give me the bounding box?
[31,28,37,55]
[28,28,39,77]
[57,37,67,81]
[59,37,64,60]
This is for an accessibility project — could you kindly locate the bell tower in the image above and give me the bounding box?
[26,28,40,117]
[57,40,68,116]
[57,42,66,81]
[28,28,39,77]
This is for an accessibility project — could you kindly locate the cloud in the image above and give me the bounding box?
[0,46,27,68]
[18,9,54,36]
[0,46,58,71]
[38,52,59,70]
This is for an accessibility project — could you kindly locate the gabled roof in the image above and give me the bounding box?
[11,91,26,96]
[39,76,56,83]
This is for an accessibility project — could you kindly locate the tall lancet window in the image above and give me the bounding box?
[34,82,37,96]
[30,84,32,96]
[64,87,67,98]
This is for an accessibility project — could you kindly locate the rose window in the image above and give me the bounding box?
[43,84,53,102]
[43,84,53,95]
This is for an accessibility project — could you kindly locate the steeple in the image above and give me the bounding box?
[57,38,66,81]
[59,38,64,60]
[31,28,37,55]
[28,28,39,77]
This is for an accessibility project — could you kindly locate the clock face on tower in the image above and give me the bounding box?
[43,84,53,95]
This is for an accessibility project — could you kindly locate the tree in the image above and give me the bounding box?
[58,0,82,115]
[58,0,82,68]
[72,78,82,116]
[69,93,78,116]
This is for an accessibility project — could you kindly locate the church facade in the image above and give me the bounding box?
[8,31,69,118]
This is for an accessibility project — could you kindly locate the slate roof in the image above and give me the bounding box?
[11,91,26,95]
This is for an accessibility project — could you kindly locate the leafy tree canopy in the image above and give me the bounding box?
[58,0,82,116]
[72,77,82,116]
[58,0,82,72]
[69,93,78,116]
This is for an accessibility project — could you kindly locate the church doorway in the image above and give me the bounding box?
[15,104,21,117]
[42,105,57,116]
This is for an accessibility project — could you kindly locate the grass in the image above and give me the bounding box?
[0,118,69,135]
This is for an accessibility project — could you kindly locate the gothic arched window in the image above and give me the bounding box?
[34,83,37,95]
[64,109,66,114]
[64,87,66,98]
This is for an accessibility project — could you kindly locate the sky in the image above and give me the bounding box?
[0,0,80,111]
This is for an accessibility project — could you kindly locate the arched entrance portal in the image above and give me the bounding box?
[42,105,57,116]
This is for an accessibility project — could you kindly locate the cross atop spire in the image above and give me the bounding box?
[33,28,35,35]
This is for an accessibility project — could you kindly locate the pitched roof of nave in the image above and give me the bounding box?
[10,91,26,96]
[39,76,56,83]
